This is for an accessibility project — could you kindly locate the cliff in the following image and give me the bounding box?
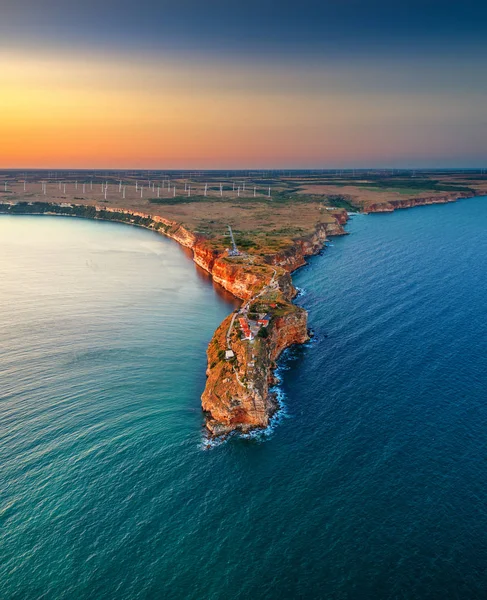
[201,303,308,436]
[262,211,348,272]
[364,192,473,213]
[198,214,348,437]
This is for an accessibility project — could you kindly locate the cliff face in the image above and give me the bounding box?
[263,217,348,273]
[193,243,219,272]
[202,303,308,436]
[211,259,275,300]
[365,192,472,213]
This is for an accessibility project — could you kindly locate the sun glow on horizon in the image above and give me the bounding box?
[1,49,486,169]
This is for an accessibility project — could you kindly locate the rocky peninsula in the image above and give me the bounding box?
[2,169,485,438]
[0,199,347,436]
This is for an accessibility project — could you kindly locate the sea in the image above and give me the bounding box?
[1,197,486,600]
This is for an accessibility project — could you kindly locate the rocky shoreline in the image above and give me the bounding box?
[361,191,474,213]
[0,191,471,438]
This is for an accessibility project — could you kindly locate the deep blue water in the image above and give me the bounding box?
[1,198,487,600]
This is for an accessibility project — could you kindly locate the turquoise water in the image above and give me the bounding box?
[1,199,487,599]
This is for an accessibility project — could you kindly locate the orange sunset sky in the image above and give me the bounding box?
[1,0,486,169]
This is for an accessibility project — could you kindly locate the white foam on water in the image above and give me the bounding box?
[200,342,308,449]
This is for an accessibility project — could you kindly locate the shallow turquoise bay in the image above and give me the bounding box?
[1,198,487,599]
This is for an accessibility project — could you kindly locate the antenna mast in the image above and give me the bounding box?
[227,225,240,256]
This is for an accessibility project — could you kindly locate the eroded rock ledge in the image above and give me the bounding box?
[363,191,473,213]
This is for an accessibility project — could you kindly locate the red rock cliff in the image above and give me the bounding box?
[201,299,308,436]
[365,192,473,213]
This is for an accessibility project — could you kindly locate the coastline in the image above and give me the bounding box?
[0,191,472,438]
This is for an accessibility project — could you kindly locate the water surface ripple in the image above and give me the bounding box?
[1,200,487,599]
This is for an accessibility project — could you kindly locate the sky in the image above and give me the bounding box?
[1,0,486,169]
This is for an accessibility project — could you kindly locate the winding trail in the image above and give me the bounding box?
[225,267,277,350]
